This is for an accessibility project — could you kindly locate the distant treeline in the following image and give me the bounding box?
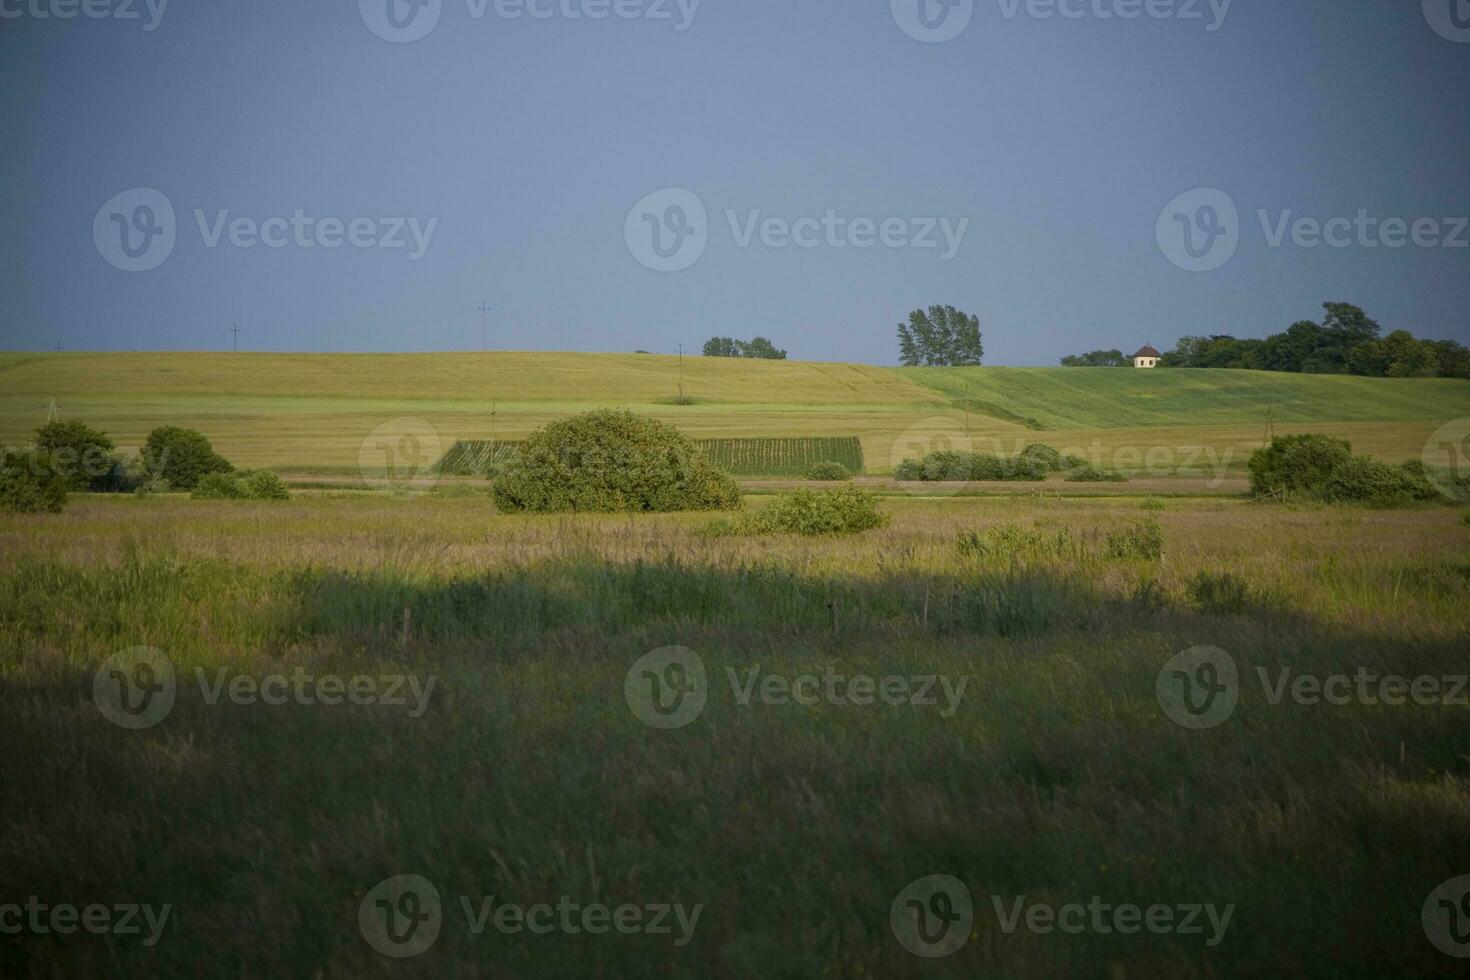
[1061,303,1469,379]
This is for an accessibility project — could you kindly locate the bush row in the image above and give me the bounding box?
[1248,434,1446,505]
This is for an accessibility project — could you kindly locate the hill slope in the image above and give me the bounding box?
[898,366,1470,430]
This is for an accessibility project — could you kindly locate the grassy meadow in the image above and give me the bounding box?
[3,490,1469,977]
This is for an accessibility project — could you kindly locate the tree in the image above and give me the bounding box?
[736,337,787,360]
[896,305,983,367]
[142,426,233,490]
[703,336,786,359]
[34,420,115,491]
[1060,349,1128,367]
[702,337,739,357]
[1380,330,1439,377]
[1426,339,1470,380]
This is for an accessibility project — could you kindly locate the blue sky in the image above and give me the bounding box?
[2,0,1467,364]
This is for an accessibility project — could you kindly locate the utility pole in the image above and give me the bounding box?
[477,301,491,352]
[230,322,241,351]
[677,344,685,403]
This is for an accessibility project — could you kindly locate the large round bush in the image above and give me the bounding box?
[142,426,233,491]
[1248,434,1352,497]
[491,410,741,513]
[34,420,116,491]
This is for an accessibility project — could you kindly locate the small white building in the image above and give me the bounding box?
[1132,345,1160,368]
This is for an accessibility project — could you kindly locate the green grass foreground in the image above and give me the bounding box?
[2,494,1469,977]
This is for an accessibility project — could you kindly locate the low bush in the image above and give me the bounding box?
[0,449,68,514]
[704,486,888,536]
[804,461,851,481]
[1250,433,1447,505]
[897,451,1047,482]
[893,459,924,481]
[1019,443,1065,472]
[1106,518,1163,561]
[1189,571,1251,614]
[1322,457,1442,506]
[191,470,290,501]
[241,470,291,500]
[1061,453,1087,469]
[143,426,233,491]
[492,410,741,513]
[1066,465,1127,483]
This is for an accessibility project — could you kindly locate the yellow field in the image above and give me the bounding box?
[1,351,1464,475]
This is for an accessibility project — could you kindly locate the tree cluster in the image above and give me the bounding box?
[702,337,787,359]
[1161,303,1468,379]
[1059,349,1129,367]
[896,306,984,367]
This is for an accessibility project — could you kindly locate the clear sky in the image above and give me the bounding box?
[2,0,1467,364]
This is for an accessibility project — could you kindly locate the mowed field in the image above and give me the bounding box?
[3,352,1465,477]
[2,493,1468,976]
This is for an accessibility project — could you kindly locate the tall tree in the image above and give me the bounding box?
[896,305,983,367]
[736,337,787,360]
[702,337,739,357]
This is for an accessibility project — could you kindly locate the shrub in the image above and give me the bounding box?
[0,450,68,514]
[900,451,1047,482]
[805,461,851,481]
[1189,571,1251,614]
[1066,465,1127,483]
[491,410,741,513]
[191,472,247,500]
[1322,457,1442,506]
[893,459,924,481]
[33,420,116,491]
[142,426,233,491]
[705,487,887,536]
[1248,434,1352,498]
[1019,443,1064,472]
[1106,519,1163,560]
[1061,453,1087,469]
[191,470,290,501]
[956,521,1079,563]
[241,470,290,500]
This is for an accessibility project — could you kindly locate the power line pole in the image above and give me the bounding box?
[230,322,241,351]
[477,301,491,352]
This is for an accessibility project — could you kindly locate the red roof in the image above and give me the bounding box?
[1132,345,1160,358]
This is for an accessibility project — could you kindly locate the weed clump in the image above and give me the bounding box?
[1189,570,1251,614]
[1105,518,1164,561]
[704,486,887,536]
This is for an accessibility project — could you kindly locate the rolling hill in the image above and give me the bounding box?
[1,352,1464,474]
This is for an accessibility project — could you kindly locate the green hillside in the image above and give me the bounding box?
[898,366,1470,430]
